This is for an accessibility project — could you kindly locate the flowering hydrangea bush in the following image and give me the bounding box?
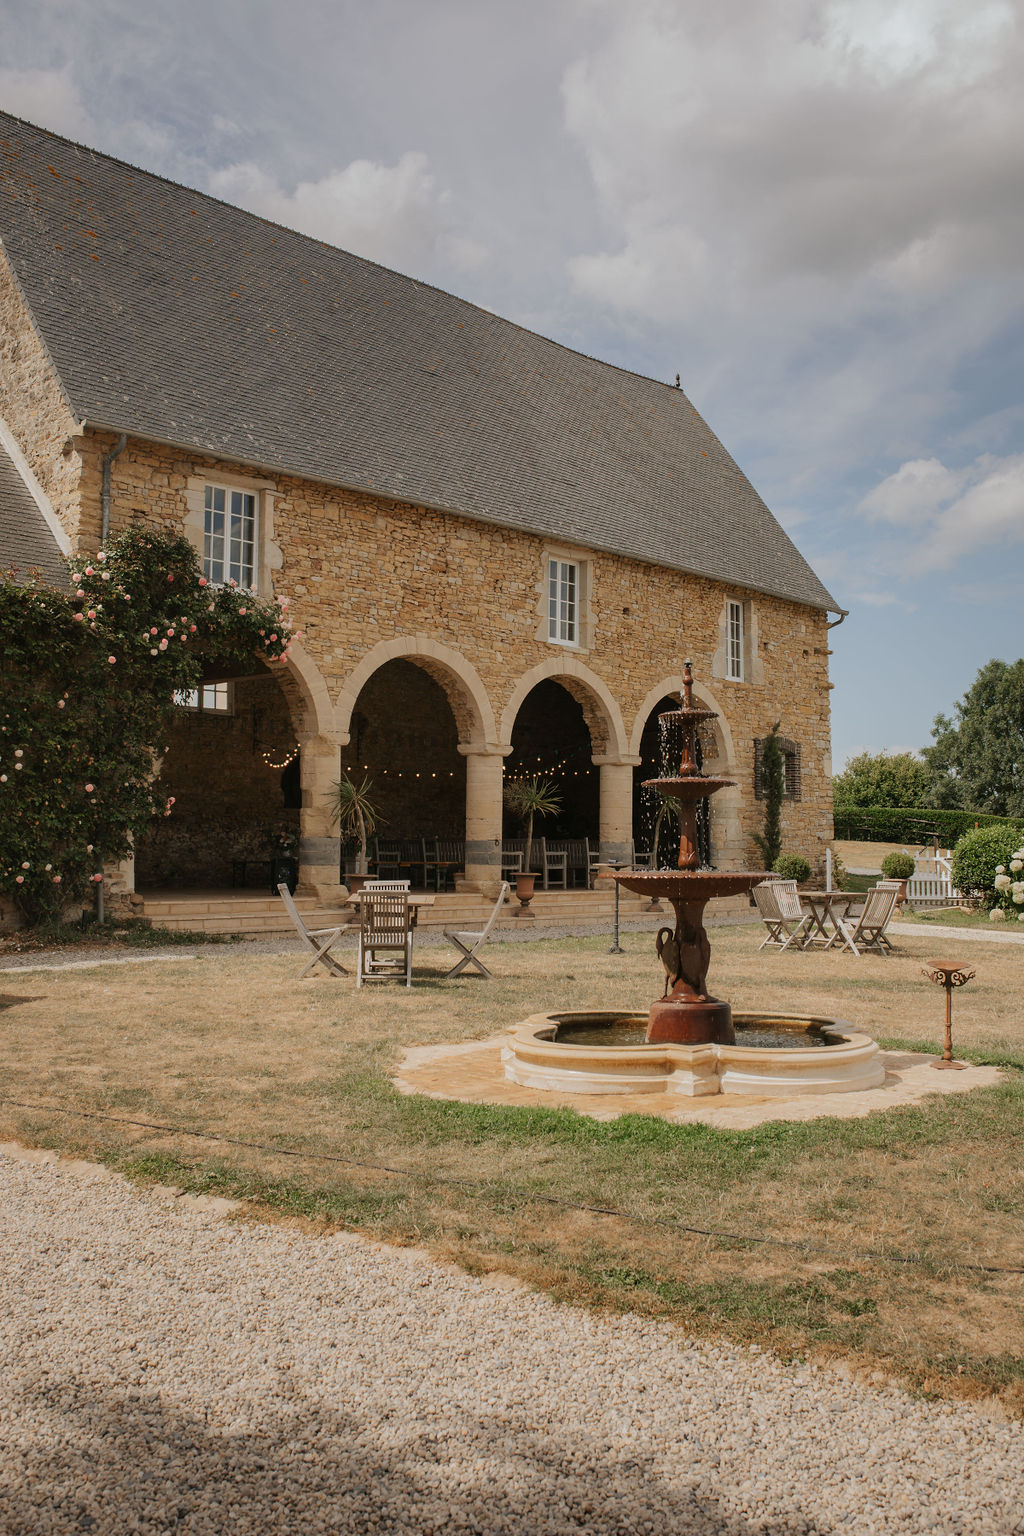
[990,847,1024,921]
[1,528,298,924]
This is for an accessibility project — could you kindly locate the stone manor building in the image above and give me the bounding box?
[0,112,842,904]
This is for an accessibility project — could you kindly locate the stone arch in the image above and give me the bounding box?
[336,636,496,750]
[628,674,737,774]
[274,640,338,743]
[499,658,629,761]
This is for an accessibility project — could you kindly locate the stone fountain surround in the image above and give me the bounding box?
[503,1011,885,1098]
[499,661,888,1100]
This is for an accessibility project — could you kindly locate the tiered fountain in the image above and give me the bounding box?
[503,663,885,1098]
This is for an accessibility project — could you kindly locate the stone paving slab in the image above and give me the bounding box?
[393,1035,1002,1129]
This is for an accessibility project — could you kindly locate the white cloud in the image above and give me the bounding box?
[208,152,486,275]
[0,65,90,138]
[860,452,1024,566]
[558,0,1024,487]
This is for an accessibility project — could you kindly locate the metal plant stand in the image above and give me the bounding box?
[922,959,975,1069]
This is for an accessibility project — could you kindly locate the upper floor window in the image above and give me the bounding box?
[174,682,233,714]
[726,599,744,680]
[204,483,256,588]
[548,558,578,645]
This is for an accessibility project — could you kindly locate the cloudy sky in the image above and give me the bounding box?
[2,0,1022,770]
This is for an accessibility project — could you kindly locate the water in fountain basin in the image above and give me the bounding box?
[553,1016,847,1049]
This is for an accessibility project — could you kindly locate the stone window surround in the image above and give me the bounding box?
[534,541,594,653]
[712,595,764,687]
[184,469,283,598]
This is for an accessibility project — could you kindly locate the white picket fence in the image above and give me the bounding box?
[904,849,964,908]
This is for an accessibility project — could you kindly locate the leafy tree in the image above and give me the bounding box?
[832,750,931,810]
[753,721,784,869]
[0,528,295,925]
[923,659,1024,816]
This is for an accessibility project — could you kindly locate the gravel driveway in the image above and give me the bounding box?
[2,1151,1022,1535]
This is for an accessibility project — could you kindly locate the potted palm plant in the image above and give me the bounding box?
[503,776,562,914]
[329,772,384,894]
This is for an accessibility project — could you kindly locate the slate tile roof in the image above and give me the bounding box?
[0,112,839,612]
[0,438,66,586]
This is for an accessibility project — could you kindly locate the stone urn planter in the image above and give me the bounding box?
[346,873,369,897]
[514,872,537,917]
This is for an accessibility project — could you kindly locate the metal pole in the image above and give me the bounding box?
[609,868,623,954]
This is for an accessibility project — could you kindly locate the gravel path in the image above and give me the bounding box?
[3,1152,1023,1535]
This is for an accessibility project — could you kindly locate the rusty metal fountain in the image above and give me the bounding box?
[503,662,886,1099]
[614,660,766,1045]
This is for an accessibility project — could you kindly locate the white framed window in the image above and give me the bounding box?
[726,599,744,680]
[174,682,233,714]
[548,558,578,645]
[203,483,256,587]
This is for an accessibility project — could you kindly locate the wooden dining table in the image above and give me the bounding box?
[799,890,860,953]
[345,892,436,928]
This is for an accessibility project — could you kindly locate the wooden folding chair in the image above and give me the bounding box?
[357,887,413,987]
[443,883,510,979]
[752,879,810,951]
[841,883,900,956]
[277,883,348,978]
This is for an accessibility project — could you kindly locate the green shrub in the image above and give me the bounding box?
[833,805,1024,845]
[950,826,1024,902]
[880,852,915,881]
[773,853,811,883]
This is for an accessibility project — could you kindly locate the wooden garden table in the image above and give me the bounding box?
[799,890,859,953]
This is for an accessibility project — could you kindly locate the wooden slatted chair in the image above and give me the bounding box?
[277,883,349,979]
[356,887,413,987]
[542,838,569,890]
[752,879,810,951]
[841,883,900,956]
[500,840,524,882]
[443,883,510,979]
[372,839,403,879]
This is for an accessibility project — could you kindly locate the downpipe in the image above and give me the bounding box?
[100,432,127,545]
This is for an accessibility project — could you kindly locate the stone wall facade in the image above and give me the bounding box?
[0,252,81,541]
[1,358,836,897]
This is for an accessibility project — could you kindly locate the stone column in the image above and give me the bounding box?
[595,757,642,870]
[298,735,347,905]
[459,745,508,896]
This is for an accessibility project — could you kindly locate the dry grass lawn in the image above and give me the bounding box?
[1,922,1022,1412]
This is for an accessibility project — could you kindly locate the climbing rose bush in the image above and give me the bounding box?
[0,527,298,925]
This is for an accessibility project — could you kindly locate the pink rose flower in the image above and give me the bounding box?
[199,577,207,587]
[150,627,158,636]
[87,610,96,620]
[158,639,168,650]
[53,875,61,883]
[85,783,94,792]
[239,607,246,615]
[108,655,116,664]
[167,574,174,582]
[21,861,29,869]
[15,875,23,884]
[74,612,84,622]
[76,588,85,598]
[85,566,94,576]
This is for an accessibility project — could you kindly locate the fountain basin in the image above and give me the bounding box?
[502,1011,885,1098]
[613,870,766,902]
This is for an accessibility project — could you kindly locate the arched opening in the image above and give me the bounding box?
[632,696,725,867]
[505,679,599,841]
[341,658,466,871]
[134,661,304,890]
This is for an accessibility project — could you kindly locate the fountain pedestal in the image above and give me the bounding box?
[614,661,768,1045]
